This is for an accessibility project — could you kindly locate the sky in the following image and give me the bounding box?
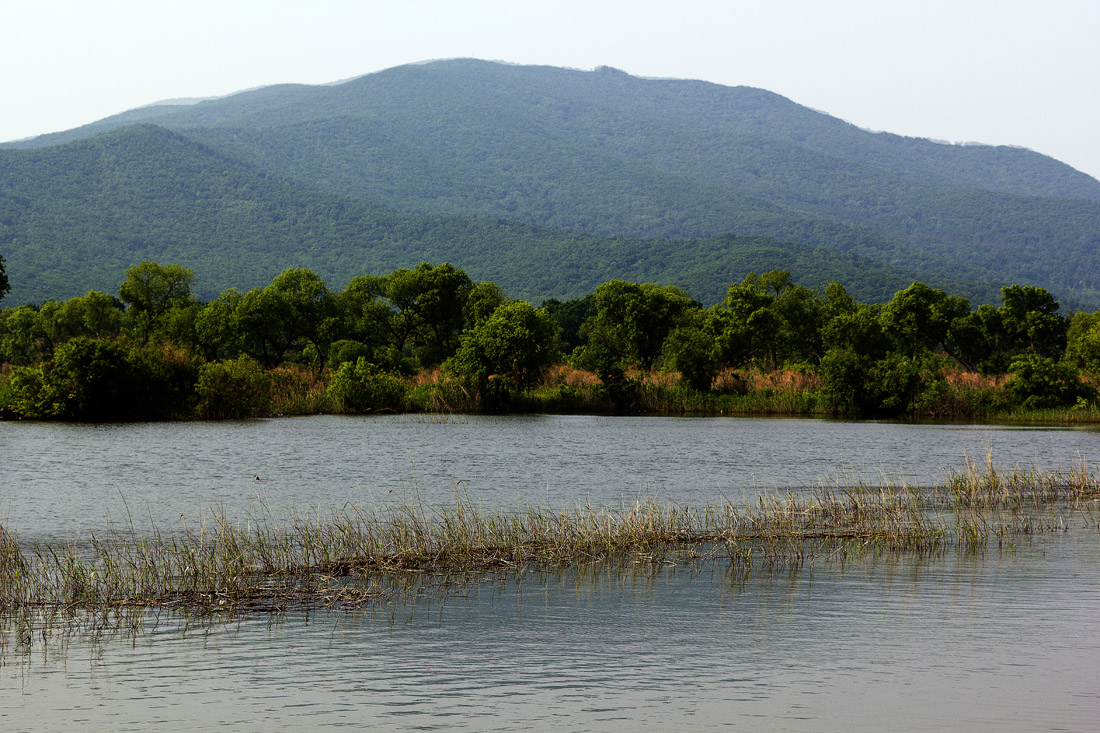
[3,0,1099,181]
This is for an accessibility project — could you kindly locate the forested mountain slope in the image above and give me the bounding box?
[0,125,954,305]
[3,59,1098,305]
[11,60,1098,201]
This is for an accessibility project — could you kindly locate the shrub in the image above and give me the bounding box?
[820,347,946,417]
[326,358,408,413]
[1005,355,1095,410]
[5,337,170,420]
[195,356,272,419]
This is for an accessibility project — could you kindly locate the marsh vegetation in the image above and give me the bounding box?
[3,460,1098,654]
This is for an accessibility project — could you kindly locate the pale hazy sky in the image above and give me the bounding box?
[3,0,1099,181]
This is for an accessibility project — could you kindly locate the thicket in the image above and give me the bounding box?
[1,259,1098,422]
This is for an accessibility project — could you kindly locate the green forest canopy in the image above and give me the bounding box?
[4,260,1098,421]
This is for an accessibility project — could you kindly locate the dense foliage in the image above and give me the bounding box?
[2,261,1097,422]
[4,60,1100,308]
[0,253,8,305]
[0,126,958,307]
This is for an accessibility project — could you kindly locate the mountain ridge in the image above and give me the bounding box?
[2,59,1098,308]
[8,59,1096,199]
[2,123,962,306]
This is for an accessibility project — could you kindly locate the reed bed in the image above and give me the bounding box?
[941,452,1100,508]
[2,463,1099,648]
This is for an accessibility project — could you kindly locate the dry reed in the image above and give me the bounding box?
[3,462,1098,649]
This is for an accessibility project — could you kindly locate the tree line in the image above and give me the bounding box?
[1,259,1098,420]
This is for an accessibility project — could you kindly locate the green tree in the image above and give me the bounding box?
[237,286,289,366]
[770,284,828,365]
[447,301,558,405]
[713,273,780,369]
[661,308,721,390]
[195,288,244,361]
[33,301,68,356]
[118,261,195,344]
[337,276,395,361]
[822,303,891,359]
[0,305,48,364]
[820,347,945,417]
[1064,311,1100,375]
[8,338,138,419]
[463,281,506,330]
[948,303,1008,373]
[542,293,596,355]
[63,291,124,340]
[236,269,337,368]
[997,284,1068,358]
[880,282,970,358]
[268,268,338,369]
[373,262,473,366]
[578,280,697,371]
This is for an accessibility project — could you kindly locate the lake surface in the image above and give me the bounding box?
[3,414,1099,542]
[2,415,1099,730]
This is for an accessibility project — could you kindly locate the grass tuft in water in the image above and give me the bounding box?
[3,462,1100,650]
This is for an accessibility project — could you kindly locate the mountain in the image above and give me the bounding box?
[0,124,950,305]
[3,59,1099,307]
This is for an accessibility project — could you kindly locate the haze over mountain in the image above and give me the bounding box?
[3,59,1099,307]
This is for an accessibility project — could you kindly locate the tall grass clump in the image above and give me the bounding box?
[3,462,1098,649]
[269,365,329,415]
[943,451,1100,508]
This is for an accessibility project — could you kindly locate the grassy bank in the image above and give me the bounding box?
[288,364,1100,423]
[2,461,1098,651]
[4,358,1100,423]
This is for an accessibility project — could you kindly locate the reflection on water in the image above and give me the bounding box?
[3,530,1099,731]
[3,414,1099,542]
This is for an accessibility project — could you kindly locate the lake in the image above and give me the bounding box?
[2,415,1099,729]
[4,414,1099,541]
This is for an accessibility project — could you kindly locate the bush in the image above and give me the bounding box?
[4,337,182,420]
[820,347,946,417]
[1005,355,1095,410]
[195,356,272,419]
[326,358,408,413]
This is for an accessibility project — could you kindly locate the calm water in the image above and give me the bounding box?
[3,534,1099,731]
[3,414,1099,541]
[2,415,1099,730]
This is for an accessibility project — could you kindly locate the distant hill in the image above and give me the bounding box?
[0,125,956,305]
[3,59,1099,307]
